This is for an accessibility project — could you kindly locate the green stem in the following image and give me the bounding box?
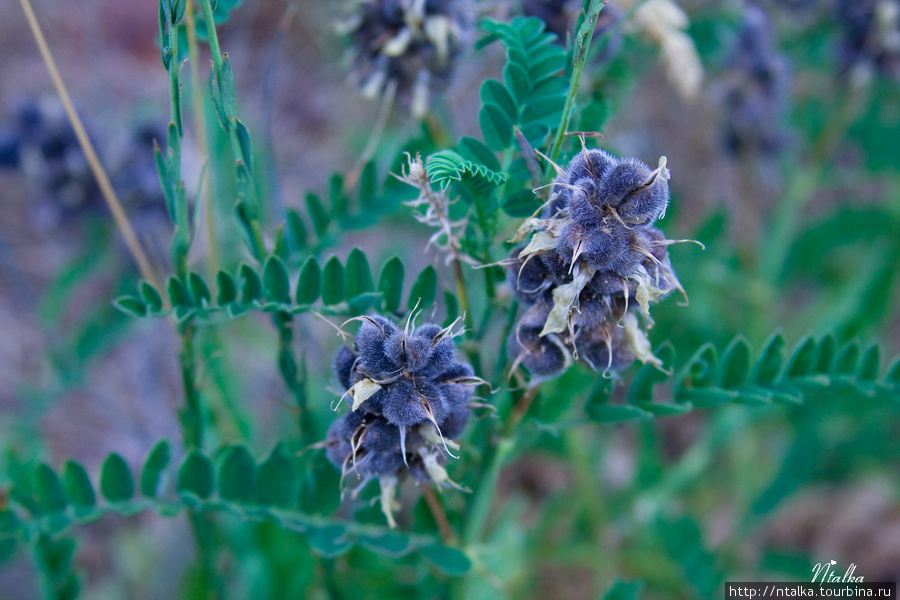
[452,258,473,332]
[547,0,607,170]
[196,0,266,256]
[462,385,540,546]
[178,322,204,449]
[455,385,541,598]
[185,0,220,280]
[274,311,313,441]
[187,511,226,600]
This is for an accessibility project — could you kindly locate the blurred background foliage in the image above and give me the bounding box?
[0,0,899,598]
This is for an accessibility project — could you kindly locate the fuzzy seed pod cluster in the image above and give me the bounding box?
[326,315,483,526]
[1,97,169,231]
[338,0,469,118]
[722,6,789,159]
[507,148,683,379]
[837,0,900,80]
[0,97,102,221]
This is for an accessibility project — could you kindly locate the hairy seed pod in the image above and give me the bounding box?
[508,147,684,379]
[325,314,482,522]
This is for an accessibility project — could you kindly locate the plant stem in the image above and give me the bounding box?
[452,258,473,331]
[462,385,540,547]
[422,485,456,544]
[547,0,607,171]
[274,311,314,441]
[197,0,266,256]
[179,322,205,449]
[187,511,226,600]
[185,0,220,280]
[19,0,160,290]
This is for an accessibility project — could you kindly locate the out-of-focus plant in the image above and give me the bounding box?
[2,0,899,598]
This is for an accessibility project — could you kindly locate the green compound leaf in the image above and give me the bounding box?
[886,356,900,388]
[359,531,414,558]
[239,263,263,304]
[140,440,171,498]
[235,119,252,173]
[358,161,377,208]
[34,464,67,514]
[679,343,718,389]
[481,79,518,123]
[62,461,95,509]
[420,544,472,576]
[785,336,818,378]
[629,344,675,405]
[717,337,751,389]
[378,256,405,314]
[587,404,653,422]
[344,247,374,300]
[306,192,330,239]
[457,136,501,171]
[218,446,256,505]
[503,62,531,106]
[139,282,163,312]
[100,454,134,503]
[426,150,506,191]
[306,523,353,558]
[296,257,321,305]
[480,102,515,151]
[752,331,785,385]
[256,444,295,508]
[408,265,437,311]
[216,270,237,305]
[286,208,307,250]
[166,276,193,308]
[188,272,211,306]
[177,451,214,500]
[321,257,345,306]
[113,296,147,318]
[501,189,541,217]
[857,345,880,382]
[262,255,291,304]
[814,333,837,373]
[833,341,860,376]
[521,94,566,126]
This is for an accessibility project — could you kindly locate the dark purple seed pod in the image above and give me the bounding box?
[434,360,474,384]
[359,451,405,478]
[414,323,443,340]
[583,226,629,270]
[338,410,367,441]
[596,159,655,210]
[395,332,435,373]
[508,304,569,378]
[333,345,358,390]
[362,417,401,453]
[325,420,354,469]
[567,148,616,186]
[509,247,554,304]
[566,180,606,228]
[440,405,471,439]
[416,338,457,378]
[379,378,430,428]
[406,455,433,483]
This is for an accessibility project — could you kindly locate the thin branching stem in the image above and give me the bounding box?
[274,311,314,441]
[185,0,220,281]
[547,0,608,171]
[179,322,205,449]
[19,0,160,291]
[422,485,456,544]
